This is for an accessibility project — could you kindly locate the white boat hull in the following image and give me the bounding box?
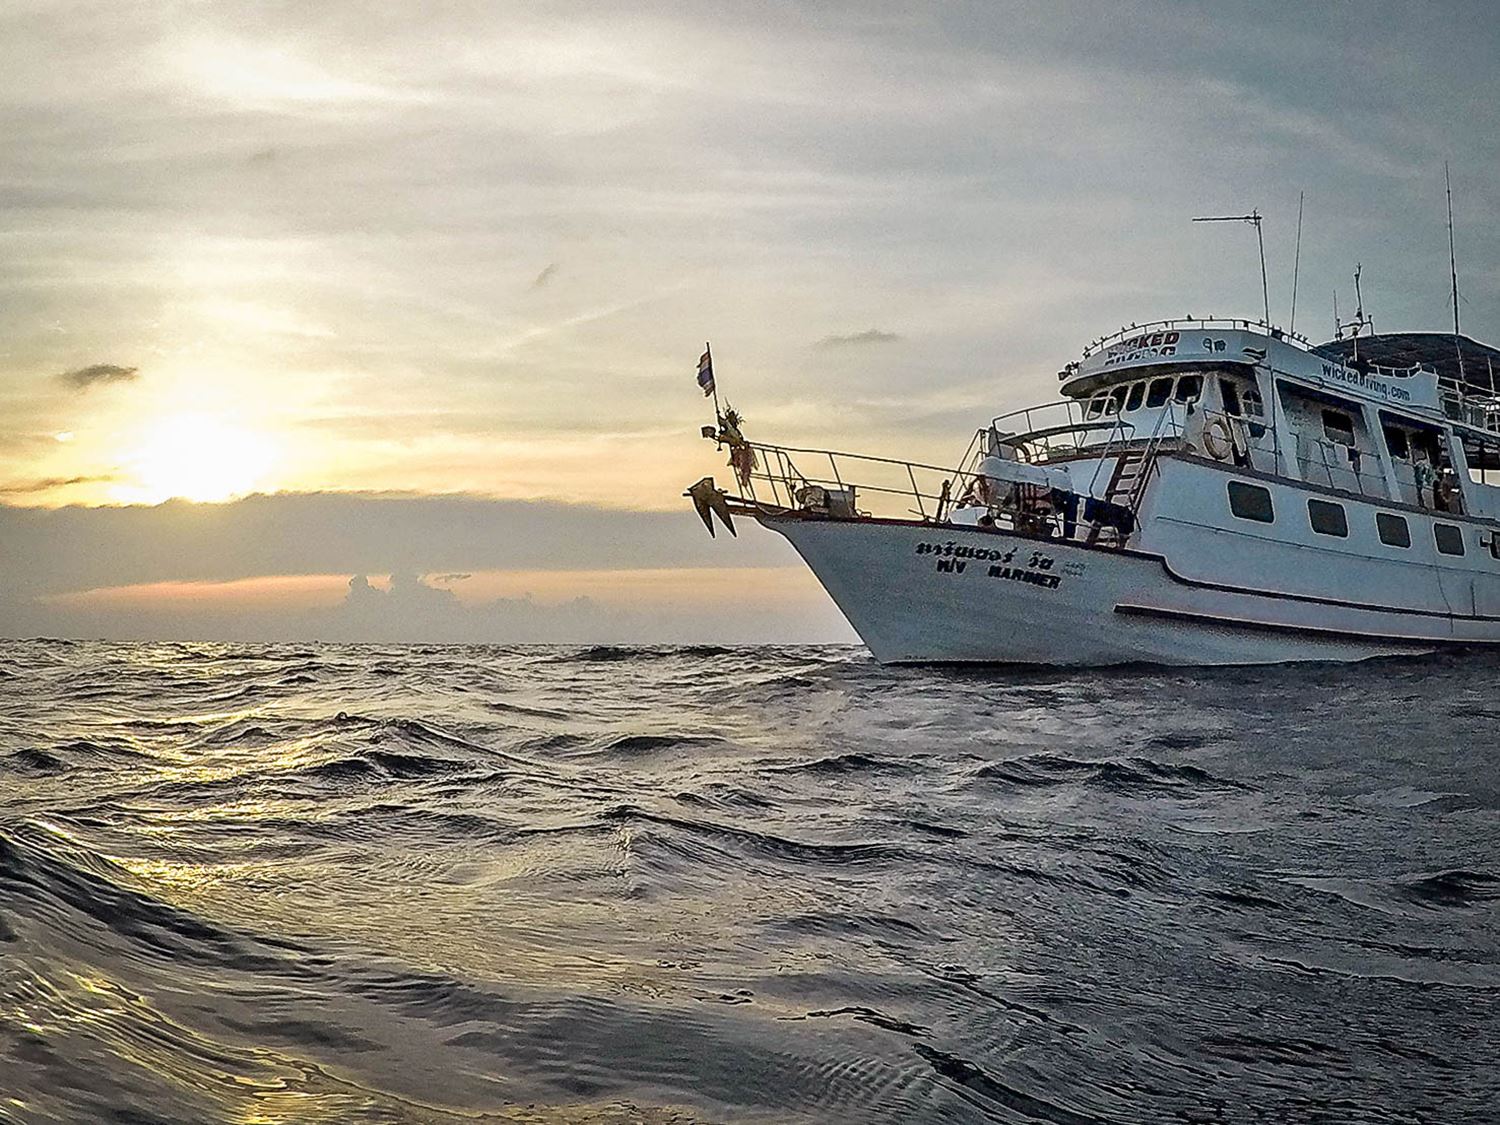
[761,512,1455,665]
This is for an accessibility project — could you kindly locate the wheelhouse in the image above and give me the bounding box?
[987,319,1500,526]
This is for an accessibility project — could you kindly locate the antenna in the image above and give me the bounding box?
[1333,266,1374,346]
[1289,191,1305,334]
[1193,210,1271,327]
[1353,263,1369,334]
[1446,162,1466,382]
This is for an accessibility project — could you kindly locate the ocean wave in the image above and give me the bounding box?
[0,640,1497,1122]
[1393,869,1500,909]
[973,752,1236,793]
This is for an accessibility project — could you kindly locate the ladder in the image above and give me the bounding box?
[1104,448,1150,507]
[1086,449,1150,545]
[1086,407,1177,544]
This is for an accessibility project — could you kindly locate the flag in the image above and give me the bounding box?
[697,349,715,397]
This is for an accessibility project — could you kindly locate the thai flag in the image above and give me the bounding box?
[697,349,715,397]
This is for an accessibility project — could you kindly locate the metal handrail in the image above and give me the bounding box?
[989,401,1141,465]
[990,399,1087,433]
[1438,377,1500,438]
[1082,317,1314,358]
[740,441,984,522]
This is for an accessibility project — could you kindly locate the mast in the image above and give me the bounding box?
[1446,162,1466,383]
[1289,191,1304,334]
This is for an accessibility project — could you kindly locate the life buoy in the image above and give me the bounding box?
[1203,416,1236,461]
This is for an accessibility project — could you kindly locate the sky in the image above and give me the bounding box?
[3,1,1499,641]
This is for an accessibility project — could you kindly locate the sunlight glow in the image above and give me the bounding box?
[123,413,277,504]
[177,38,385,106]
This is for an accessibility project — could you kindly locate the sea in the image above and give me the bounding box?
[0,640,1496,1124]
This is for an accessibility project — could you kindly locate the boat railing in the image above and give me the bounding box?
[1438,375,1500,437]
[739,440,985,523]
[1361,360,1434,381]
[990,401,1141,460]
[991,399,1087,434]
[1081,317,1313,360]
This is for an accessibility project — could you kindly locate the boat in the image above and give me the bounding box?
[686,319,1500,665]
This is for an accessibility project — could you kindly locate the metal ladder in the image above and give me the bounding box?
[1085,406,1174,544]
[1104,448,1151,507]
[1086,450,1147,545]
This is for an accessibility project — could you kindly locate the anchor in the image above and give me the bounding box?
[685,476,736,538]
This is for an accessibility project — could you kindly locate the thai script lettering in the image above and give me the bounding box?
[916,542,1063,589]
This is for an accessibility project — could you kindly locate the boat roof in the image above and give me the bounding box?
[1313,332,1500,388]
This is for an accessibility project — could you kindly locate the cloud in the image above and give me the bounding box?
[341,571,459,627]
[813,329,902,350]
[329,571,603,642]
[10,568,849,645]
[2,0,1498,551]
[57,363,139,390]
[0,493,855,642]
[0,491,796,600]
[0,475,113,496]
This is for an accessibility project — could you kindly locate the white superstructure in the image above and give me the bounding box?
[688,318,1500,665]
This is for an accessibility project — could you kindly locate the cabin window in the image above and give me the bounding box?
[1145,377,1173,408]
[1125,382,1145,411]
[1219,378,1243,417]
[1321,409,1356,448]
[1434,523,1465,556]
[1175,375,1203,404]
[1376,512,1411,548]
[1383,426,1410,460]
[1227,481,1274,523]
[1242,386,1268,438]
[1085,395,1106,419]
[1107,386,1128,414]
[1307,499,1348,538]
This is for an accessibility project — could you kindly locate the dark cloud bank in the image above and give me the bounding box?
[0,492,852,643]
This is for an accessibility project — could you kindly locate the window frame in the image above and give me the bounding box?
[1219,378,1243,417]
[1376,512,1411,549]
[1145,377,1173,409]
[1227,480,1275,523]
[1383,425,1410,461]
[1307,498,1349,538]
[1174,374,1203,404]
[1322,408,1356,448]
[1125,382,1145,411]
[1434,522,1466,556]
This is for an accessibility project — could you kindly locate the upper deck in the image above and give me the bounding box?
[1059,317,1445,416]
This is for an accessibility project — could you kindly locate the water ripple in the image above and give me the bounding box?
[0,639,1497,1122]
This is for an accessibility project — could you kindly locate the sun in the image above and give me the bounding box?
[126,412,277,503]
